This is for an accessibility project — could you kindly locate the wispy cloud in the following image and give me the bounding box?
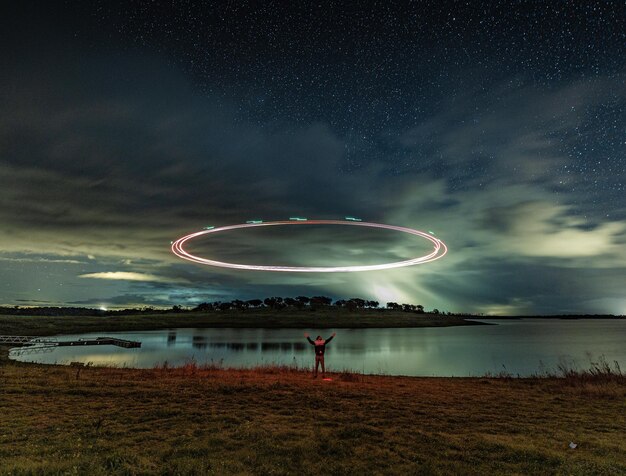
[78,272,185,283]
[0,254,85,264]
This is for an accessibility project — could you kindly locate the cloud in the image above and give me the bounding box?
[1,49,624,314]
[399,76,625,192]
[78,272,183,283]
[0,53,369,266]
[480,200,626,259]
[0,253,85,264]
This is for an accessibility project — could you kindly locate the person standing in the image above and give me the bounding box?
[304,332,336,378]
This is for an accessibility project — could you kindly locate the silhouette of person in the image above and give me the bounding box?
[304,332,336,378]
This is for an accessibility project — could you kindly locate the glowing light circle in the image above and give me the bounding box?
[171,220,447,273]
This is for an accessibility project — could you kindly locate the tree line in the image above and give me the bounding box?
[188,296,443,314]
[0,297,447,316]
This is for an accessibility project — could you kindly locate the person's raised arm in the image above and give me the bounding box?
[325,332,337,343]
[304,332,314,345]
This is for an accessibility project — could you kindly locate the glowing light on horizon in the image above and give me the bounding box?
[171,220,447,273]
[372,284,408,303]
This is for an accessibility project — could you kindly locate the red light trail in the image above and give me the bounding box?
[171,220,447,272]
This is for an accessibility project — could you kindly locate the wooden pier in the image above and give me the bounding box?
[55,337,141,348]
[1,335,141,349]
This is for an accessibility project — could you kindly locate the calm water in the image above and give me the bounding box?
[11,319,626,377]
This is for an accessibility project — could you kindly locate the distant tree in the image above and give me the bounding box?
[310,296,332,306]
[296,296,310,305]
[193,302,213,312]
[402,304,416,312]
[231,300,249,310]
[171,305,182,312]
[432,308,440,315]
[349,298,366,308]
[416,304,424,314]
[264,297,285,309]
[247,299,263,308]
[334,299,346,307]
[367,300,379,309]
[218,302,232,311]
[284,297,297,307]
[386,302,400,310]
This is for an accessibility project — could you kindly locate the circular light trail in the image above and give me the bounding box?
[171,220,447,272]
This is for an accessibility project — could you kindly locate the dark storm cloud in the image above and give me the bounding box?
[1,2,624,314]
[0,52,391,306]
[0,54,373,222]
[1,51,625,313]
[0,55,361,252]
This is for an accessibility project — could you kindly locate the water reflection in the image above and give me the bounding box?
[167,332,177,346]
[197,340,306,351]
[192,335,207,349]
[11,320,626,377]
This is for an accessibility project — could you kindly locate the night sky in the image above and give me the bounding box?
[1,1,624,314]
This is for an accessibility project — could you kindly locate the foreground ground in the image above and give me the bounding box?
[1,359,625,475]
[1,314,623,474]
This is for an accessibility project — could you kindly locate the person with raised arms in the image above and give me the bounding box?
[304,332,336,378]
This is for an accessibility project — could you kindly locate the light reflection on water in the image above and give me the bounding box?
[11,319,626,377]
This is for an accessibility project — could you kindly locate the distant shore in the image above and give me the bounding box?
[1,309,623,341]
[473,315,623,319]
[0,309,485,339]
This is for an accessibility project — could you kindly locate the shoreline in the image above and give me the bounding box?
[0,310,480,365]
[0,311,482,365]
[0,310,485,338]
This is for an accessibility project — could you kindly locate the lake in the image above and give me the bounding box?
[11,319,626,377]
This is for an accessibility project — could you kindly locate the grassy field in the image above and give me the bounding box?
[0,309,482,337]
[1,361,625,475]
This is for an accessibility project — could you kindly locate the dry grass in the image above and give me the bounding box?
[1,359,624,475]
